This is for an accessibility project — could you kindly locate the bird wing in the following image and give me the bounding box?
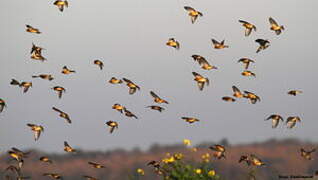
[269,17,278,26]
[150,91,159,99]
[184,6,195,12]
[238,20,249,24]
[211,39,219,45]
[52,107,63,113]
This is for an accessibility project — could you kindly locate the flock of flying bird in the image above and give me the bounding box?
[0,1,316,180]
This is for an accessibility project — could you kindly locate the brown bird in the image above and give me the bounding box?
[109,77,123,84]
[124,109,138,119]
[112,103,126,113]
[184,6,203,24]
[64,141,76,153]
[150,91,169,104]
[20,82,33,93]
[255,39,270,53]
[30,43,46,61]
[182,117,199,124]
[40,156,53,164]
[209,145,226,159]
[300,148,316,160]
[147,160,161,169]
[232,86,244,98]
[88,162,105,168]
[243,91,261,104]
[238,20,257,36]
[269,17,285,35]
[123,78,140,95]
[249,154,265,166]
[94,60,104,70]
[238,58,255,69]
[27,123,44,141]
[32,74,54,81]
[191,55,217,70]
[83,176,98,180]
[61,66,76,74]
[43,173,63,179]
[52,86,66,99]
[106,121,118,133]
[265,114,284,128]
[241,70,256,78]
[0,98,7,113]
[238,155,251,166]
[53,0,68,12]
[288,90,302,96]
[8,147,29,162]
[222,96,236,102]
[286,116,301,129]
[26,24,41,34]
[146,105,165,112]
[192,72,209,91]
[166,38,180,50]
[52,107,71,124]
[211,39,229,49]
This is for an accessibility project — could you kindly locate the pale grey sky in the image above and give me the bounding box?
[0,0,317,153]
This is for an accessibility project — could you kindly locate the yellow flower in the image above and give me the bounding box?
[173,153,183,160]
[201,153,210,163]
[162,156,175,164]
[183,139,191,146]
[137,168,145,176]
[194,168,202,174]
[208,170,216,177]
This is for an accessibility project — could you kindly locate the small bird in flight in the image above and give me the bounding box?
[40,156,53,164]
[43,173,63,179]
[166,38,180,50]
[184,6,203,24]
[26,25,41,34]
[27,123,44,141]
[10,79,32,93]
[106,121,118,134]
[269,17,285,35]
[241,70,256,78]
[238,20,257,36]
[265,114,284,128]
[123,78,140,95]
[150,91,169,104]
[124,109,138,119]
[30,43,46,61]
[146,105,165,112]
[222,96,236,102]
[238,58,255,70]
[112,104,126,113]
[249,154,266,166]
[0,98,7,113]
[32,74,54,81]
[52,86,66,99]
[232,86,244,98]
[109,77,123,84]
[191,55,217,70]
[300,148,316,160]
[243,91,261,104]
[52,107,71,124]
[53,0,68,12]
[93,60,104,70]
[182,117,199,124]
[209,145,226,159]
[88,161,105,169]
[64,141,76,153]
[255,39,270,53]
[288,90,302,96]
[286,116,301,129]
[211,39,229,49]
[192,72,209,91]
[61,66,76,74]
